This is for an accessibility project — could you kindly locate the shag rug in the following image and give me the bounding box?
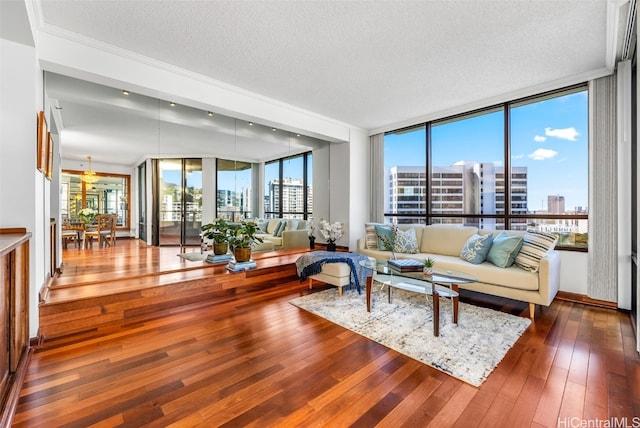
[289,285,531,387]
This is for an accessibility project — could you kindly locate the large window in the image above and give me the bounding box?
[264,152,313,219]
[217,159,253,221]
[383,85,588,249]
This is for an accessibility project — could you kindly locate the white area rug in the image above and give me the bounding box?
[290,285,531,387]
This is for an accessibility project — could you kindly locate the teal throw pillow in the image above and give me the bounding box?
[274,220,286,237]
[460,233,494,264]
[393,228,419,254]
[374,225,394,250]
[487,231,524,268]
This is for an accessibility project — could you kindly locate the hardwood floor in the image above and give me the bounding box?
[13,240,640,426]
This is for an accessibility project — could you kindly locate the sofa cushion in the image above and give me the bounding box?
[364,223,383,249]
[421,225,478,256]
[394,228,419,254]
[514,230,558,272]
[460,233,494,264]
[374,225,394,250]
[266,219,282,235]
[487,231,523,268]
[274,220,286,237]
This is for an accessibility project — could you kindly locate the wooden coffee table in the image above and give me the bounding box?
[359,260,477,337]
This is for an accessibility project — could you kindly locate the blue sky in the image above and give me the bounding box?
[385,91,588,212]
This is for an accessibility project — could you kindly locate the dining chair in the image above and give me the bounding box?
[84,214,116,248]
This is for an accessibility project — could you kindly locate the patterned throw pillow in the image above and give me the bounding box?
[374,225,394,250]
[274,221,286,237]
[487,231,523,268]
[460,233,494,264]
[393,228,419,254]
[365,223,382,249]
[514,230,558,272]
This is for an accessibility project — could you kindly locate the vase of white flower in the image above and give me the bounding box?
[319,219,343,251]
[77,208,97,225]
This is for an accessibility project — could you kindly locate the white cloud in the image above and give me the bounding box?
[544,127,579,141]
[528,148,558,160]
[534,135,547,143]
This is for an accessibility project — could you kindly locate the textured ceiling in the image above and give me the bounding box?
[39,0,610,131]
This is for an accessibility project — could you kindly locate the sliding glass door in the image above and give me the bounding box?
[156,158,203,246]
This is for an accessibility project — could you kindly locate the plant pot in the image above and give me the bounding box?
[423,267,433,275]
[213,242,229,255]
[234,247,252,262]
[326,242,336,252]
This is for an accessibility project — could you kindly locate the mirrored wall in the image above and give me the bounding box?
[61,171,130,229]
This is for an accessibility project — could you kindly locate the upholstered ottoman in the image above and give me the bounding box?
[308,262,351,296]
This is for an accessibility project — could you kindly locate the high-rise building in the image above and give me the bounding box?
[268,177,310,218]
[388,162,528,228]
[548,195,566,214]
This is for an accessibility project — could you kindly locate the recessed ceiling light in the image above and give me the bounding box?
[207,111,213,117]
[122,89,129,95]
[248,122,253,126]
[272,128,277,131]
[296,134,301,137]
[169,101,176,107]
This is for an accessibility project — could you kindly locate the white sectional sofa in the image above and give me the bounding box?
[356,224,561,318]
[255,218,310,250]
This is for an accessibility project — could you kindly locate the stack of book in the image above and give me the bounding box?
[206,253,233,264]
[226,260,257,272]
[387,258,424,272]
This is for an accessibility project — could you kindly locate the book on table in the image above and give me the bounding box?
[226,260,257,272]
[387,258,424,272]
[206,253,233,264]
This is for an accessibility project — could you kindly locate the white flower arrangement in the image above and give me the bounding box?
[319,219,343,243]
[77,207,97,224]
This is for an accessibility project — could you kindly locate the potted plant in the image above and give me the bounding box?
[228,220,263,262]
[423,257,435,275]
[201,218,231,255]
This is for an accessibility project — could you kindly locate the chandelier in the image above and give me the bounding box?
[80,156,99,184]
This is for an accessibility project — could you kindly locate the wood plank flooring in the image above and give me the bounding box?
[13,240,640,426]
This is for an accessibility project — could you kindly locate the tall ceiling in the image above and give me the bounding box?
[21,0,630,166]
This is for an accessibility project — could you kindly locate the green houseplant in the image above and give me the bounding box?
[228,220,263,262]
[201,218,231,255]
[423,257,435,275]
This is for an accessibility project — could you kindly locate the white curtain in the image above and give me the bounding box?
[588,74,618,303]
[369,134,384,223]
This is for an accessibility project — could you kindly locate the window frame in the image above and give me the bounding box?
[383,83,589,252]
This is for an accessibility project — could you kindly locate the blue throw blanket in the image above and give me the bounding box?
[295,251,371,294]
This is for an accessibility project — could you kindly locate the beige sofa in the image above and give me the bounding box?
[255,218,310,250]
[356,224,561,318]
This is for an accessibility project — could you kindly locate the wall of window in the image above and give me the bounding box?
[264,152,313,219]
[216,159,253,221]
[383,84,588,249]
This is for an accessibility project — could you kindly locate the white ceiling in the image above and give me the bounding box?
[30,0,624,166]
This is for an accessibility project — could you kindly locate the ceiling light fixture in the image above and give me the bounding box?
[122,89,129,95]
[169,101,176,107]
[248,122,253,126]
[80,156,99,184]
[207,111,213,117]
[272,128,277,131]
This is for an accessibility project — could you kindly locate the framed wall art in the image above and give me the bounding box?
[37,111,48,174]
[45,131,54,180]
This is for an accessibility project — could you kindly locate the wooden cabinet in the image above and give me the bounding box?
[0,228,31,426]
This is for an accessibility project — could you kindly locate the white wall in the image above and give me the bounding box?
[348,128,370,250]
[0,37,46,337]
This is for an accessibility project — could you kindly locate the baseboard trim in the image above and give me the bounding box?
[0,346,32,427]
[555,291,618,310]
